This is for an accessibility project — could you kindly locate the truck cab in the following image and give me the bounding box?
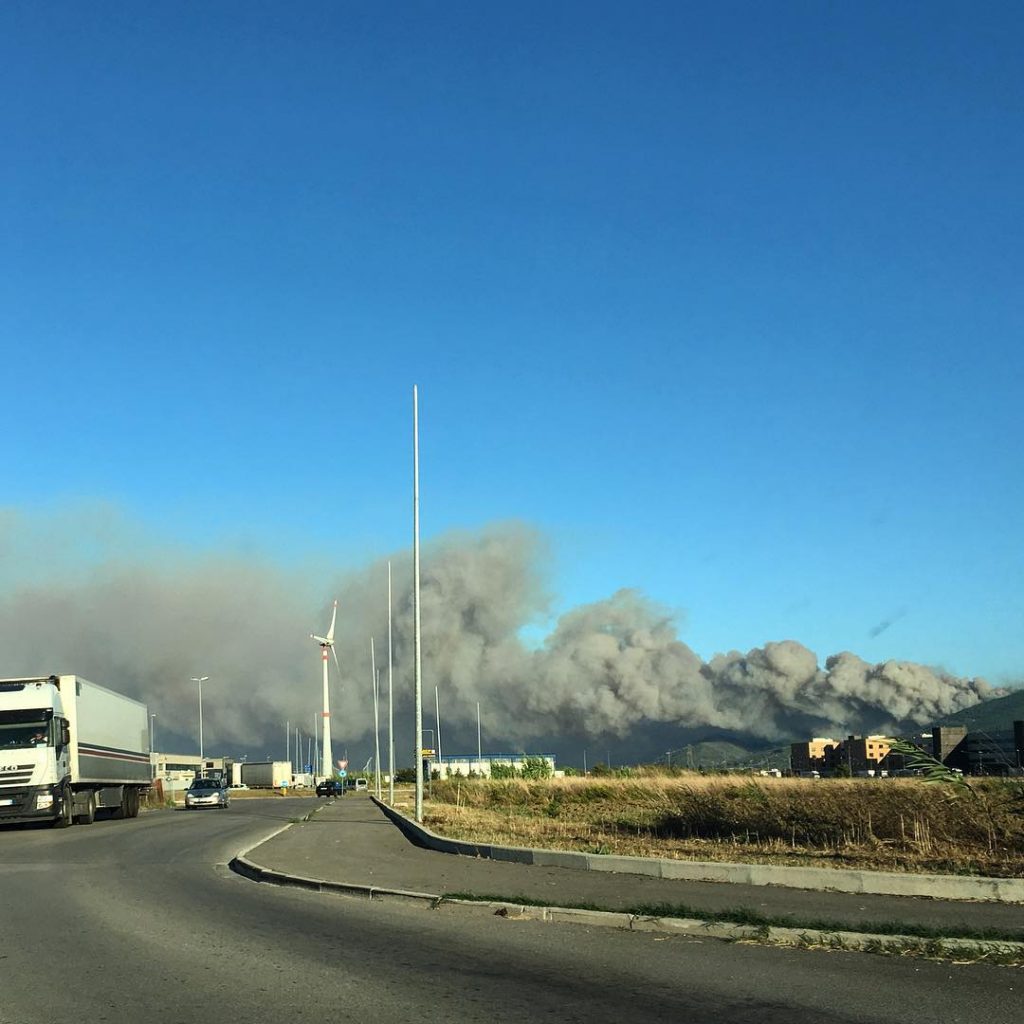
[0,679,73,823]
[1,675,149,826]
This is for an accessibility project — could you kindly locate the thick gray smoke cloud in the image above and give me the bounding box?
[0,514,994,753]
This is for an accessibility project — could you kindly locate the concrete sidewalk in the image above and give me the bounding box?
[241,794,1024,939]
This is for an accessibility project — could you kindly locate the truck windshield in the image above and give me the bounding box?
[0,711,52,749]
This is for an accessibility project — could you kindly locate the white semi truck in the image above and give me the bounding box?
[0,675,151,826]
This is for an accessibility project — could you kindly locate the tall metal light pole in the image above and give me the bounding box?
[190,676,209,762]
[150,713,156,752]
[375,670,383,798]
[476,701,482,768]
[413,384,424,822]
[387,560,395,805]
[435,685,443,779]
[371,637,382,800]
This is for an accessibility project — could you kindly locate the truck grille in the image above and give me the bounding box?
[0,764,34,788]
[0,788,31,813]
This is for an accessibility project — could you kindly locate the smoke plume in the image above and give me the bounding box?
[0,512,994,755]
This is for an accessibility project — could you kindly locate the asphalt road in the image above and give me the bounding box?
[0,801,1019,1024]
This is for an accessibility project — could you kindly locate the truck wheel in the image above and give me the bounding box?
[127,788,140,818]
[111,788,130,820]
[55,786,74,828]
[74,791,96,825]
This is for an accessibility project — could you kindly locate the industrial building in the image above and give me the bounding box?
[427,753,557,778]
[150,753,226,794]
[934,721,1024,775]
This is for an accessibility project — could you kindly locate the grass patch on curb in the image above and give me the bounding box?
[440,892,1024,944]
[792,933,1024,967]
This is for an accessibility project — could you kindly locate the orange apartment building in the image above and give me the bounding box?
[790,735,895,774]
[789,737,838,773]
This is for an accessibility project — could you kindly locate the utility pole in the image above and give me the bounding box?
[149,714,156,752]
[476,701,482,769]
[413,384,424,823]
[388,560,395,805]
[435,685,443,779]
[371,635,382,800]
[190,676,209,762]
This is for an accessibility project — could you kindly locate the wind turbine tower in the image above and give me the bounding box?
[310,599,339,780]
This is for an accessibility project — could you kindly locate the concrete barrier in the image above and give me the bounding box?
[373,797,1024,903]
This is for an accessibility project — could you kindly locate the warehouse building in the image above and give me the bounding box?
[428,753,557,778]
[927,722,1024,775]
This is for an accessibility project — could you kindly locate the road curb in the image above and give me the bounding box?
[227,844,1024,963]
[448,900,1024,960]
[372,797,1024,904]
[229,853,440,903]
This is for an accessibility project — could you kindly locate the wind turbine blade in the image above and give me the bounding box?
[331,645,340,672]
[326,599,338,643]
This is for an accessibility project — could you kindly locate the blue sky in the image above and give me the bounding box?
[1,2,1021,683]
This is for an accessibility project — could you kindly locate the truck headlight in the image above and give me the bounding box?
[36,794,54,809]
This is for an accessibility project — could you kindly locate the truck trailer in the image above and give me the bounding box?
[0,675,151,826]
[240,760,293,789]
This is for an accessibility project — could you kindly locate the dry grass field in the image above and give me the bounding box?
[421,774,1024,877]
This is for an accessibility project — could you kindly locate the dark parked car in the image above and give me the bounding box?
[315,779,345,797]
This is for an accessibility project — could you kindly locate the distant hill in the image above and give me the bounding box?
[685,740,752,768]
[938,688,1024,731]
[661,740,791,771]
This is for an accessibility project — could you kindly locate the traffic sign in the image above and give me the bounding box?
[338,769,348,778]
[303,763,312,773]
[422,748,435,756]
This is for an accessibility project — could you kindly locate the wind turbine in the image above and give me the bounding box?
[310,599,339,780]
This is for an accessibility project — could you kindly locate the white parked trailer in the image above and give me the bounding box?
[0,675,151,826]
[240,760,292,789]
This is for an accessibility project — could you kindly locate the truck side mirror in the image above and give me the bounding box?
[61,725,70,748]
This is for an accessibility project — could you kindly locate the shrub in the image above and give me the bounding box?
[521,757,553,780]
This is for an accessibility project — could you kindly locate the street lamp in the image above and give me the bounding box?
[150,713,157,752]
[190,676,209,762]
